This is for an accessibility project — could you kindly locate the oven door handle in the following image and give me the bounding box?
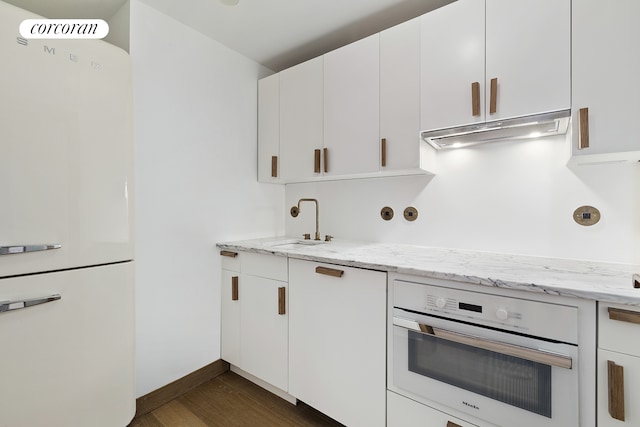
[393,316,573,370]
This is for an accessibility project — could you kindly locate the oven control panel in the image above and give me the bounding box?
[394,279,578,344]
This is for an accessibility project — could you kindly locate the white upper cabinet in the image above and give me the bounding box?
[257,74,280,183]
[380,18,434,173]
[420,0,485,131]
[570,0,640,165]
[323,34,380,177]
[485,0,570,120]
[279,57,324,182]
[420,0,570,131]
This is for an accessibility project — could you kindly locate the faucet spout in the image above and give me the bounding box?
[291,198,320,240]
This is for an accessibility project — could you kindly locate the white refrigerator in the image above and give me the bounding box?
[0,2,135,426]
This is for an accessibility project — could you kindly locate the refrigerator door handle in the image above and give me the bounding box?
[0,294,62,313]
[0,244,62,256]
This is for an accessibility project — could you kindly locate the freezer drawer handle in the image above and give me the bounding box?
[0,244,61,256]
[0,294,61,314]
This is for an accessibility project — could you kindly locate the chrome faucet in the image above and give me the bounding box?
[290,198,320,241]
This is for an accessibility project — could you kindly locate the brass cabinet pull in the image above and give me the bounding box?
[278,287,286,315]
[271,155,278,177]
[314,149,321,173]
[471,82,480,117]
[220,251,238,258]
[634,273,640,289]
[489,77,498,114]
[381,138,387,167]
[315,266,344,278]
[323,148,328,173]
[579,107,590,149]
[608,360,625,421]
[231,276,239,301]
[608,307,640,325]
[446,422,463,427]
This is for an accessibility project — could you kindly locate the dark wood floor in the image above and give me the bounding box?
[129,371,344,427]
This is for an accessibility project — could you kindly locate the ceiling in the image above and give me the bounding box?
[5,0,454,71]
[4,0,128,22]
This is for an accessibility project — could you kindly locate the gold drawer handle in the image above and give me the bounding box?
[578,107,589,149]
[314,149,321,173]
[489,77,498,114]
[315,266,344,278]
[220,251,238,258]
[608,360,625,421]
[381,138,387,167]
[278,287,286,315]
[271,155,278,178]
[323,148,328,173]
[608,307,640,324]
[447,422,463,427]
[471,82,480,117]
[231,276,239,301]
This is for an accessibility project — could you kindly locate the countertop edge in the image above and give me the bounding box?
[216,241,640,306]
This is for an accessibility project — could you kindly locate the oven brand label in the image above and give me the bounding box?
[463,401,480,411]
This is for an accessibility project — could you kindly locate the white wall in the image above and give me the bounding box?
[131,1,284,397]
[104,0,130,53]
[286,135,640,264]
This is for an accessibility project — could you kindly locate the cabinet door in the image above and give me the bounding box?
[280,57,324,182]
[240,274,288,392]
[289,259,387,427]
[598,349,640,426]
[485,0,570,120]
[380,17,421,171]
[221,269,241,367]
[323,34,380,176]
[258,74,280,183]
[571,0,640,163]
[420,0,485,131]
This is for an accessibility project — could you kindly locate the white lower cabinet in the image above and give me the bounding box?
[221,260,241,367]
[598,349,640,427]
[387,391,479,427]
[240,272,288,391]
[220,251,289,392]
[289,258,387,427]
[598,302,640,426]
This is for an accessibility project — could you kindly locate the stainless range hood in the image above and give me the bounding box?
[421,109,571,150]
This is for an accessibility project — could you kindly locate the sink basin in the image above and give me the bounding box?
[264,239,326,248]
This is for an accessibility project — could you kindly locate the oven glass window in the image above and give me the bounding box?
[408,330,552,418]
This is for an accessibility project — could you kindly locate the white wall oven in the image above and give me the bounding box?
[388,275,596,427]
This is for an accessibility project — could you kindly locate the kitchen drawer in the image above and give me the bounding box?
[387,391,480,427]
[220,249,241,271]
[599,302,640,355]
[242,252,288,281]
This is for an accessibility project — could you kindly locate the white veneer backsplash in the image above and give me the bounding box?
[286,135,640,264]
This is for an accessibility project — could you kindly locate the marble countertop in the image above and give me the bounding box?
[217,237,640,305]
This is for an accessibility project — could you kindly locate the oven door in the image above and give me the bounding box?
[391,310,579,427]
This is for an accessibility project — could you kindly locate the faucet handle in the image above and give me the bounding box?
[324,235,333,242]
[302,233,311,240]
